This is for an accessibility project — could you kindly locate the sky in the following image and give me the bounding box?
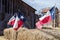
[22,0,60,14]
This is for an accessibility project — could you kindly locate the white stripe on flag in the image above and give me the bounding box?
[36,21,42,29]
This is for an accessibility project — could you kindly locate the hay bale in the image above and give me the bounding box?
[17,29,59,40]
[4,28,10,40]
[4,28,59,40]
[4,27,28,40]
[41,29,60,40]
[31,29,58,40]
[36,31,59,40]
[9,28,17,40]
[17,30,36,40]
[17,28,29,40]
[17,27,28,33]
[0,36,8,40]
[4,28,17,40]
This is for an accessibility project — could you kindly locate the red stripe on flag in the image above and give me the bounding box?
[36,16,51,29]
[40,16,51,25]
[8,20,15,26]
[36,21,42,29]
[14,20,23,30]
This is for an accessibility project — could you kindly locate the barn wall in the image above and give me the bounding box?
[0,0,36,30]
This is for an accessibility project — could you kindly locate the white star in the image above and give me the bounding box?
[52,13,53,15]
[52,12,54,15]
[21,16,24,19]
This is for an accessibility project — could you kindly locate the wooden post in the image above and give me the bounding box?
[55,7,59,27]
[52,7,59,27]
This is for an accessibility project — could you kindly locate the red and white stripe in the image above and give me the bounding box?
[8,16,15,25]
[13,16,23,30]
[36,11,52,29]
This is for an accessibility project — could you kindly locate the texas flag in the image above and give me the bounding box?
[8,13,26,30]
[36,11,51,29]
[36,6,55,29]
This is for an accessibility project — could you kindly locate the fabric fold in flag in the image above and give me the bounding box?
[13,16,23,30]
[7,13,26,31]
[13,13,26,30]
[39,11,51,25]
[7,15,16,26]
[36,11,51,29]
[36,21,42,29]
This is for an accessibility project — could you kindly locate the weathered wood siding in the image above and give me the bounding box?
[0,0,36,29]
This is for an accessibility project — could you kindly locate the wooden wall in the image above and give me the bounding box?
[0,0,36,29]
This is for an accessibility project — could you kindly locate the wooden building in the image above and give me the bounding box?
[0,0,36,29]
[34,14,39,22]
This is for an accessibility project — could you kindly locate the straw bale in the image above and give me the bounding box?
[41,29,60,40]
[34,30,58,40]
[17,30,36,40]
[0,36,8,40]
[29,29,58,40]
[4,28,10,40]
[17,28,29,40]
[37,31,58,40]
[9,28,17,40]
[4,27,59,40]
[17,27,28,33]
[17,29,59,40]
[4,28,17,40]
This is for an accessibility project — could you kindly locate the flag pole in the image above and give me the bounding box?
[54,4,56,28]
[52,5,56,28]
